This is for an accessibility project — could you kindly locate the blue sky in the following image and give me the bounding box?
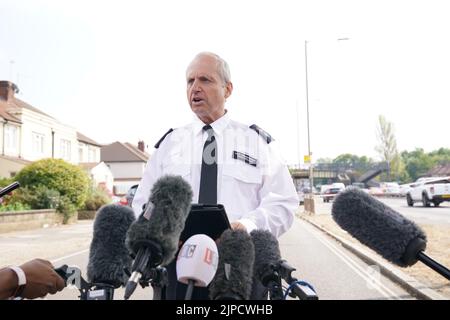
[1,0,449,165]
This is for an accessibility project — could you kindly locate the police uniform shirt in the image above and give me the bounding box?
[132,111,299,238]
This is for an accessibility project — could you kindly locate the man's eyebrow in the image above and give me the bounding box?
[187,74,215,82]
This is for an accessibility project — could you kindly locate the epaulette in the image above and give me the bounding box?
[154,128,174,149]
[249,124,274,144]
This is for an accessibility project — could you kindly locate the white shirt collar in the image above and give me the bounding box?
[192,109,230,137]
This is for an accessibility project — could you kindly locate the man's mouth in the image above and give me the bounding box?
[192,97,204,104]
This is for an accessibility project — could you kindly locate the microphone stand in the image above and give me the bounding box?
[417,252,450,280]
[125,240,163,299]
[81,283,115,300]
[55,265,116,300]
[273,261,318,300]
[0,182,20,199]
[185,280,195,300]
[139,266,168,300]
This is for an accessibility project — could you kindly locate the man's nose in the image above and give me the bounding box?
[191,79,202,92]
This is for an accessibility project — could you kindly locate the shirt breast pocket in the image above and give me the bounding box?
[162,151,191,179]
[221,162,263,200]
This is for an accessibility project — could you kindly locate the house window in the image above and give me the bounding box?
[78,144,84,162]
[60,139,71,161]
[32,132,45,156]
[88,147,96,162]
[4,124,19,154]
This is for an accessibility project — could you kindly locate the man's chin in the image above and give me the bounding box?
[191,105,207,115]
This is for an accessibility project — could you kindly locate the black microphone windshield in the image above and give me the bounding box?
[87,204,136,287]
[209,229,255,300]
[126,175,193,266]
[250,229,281,286]
[332,187,427,267]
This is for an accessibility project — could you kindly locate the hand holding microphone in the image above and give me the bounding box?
[0,259,65,300]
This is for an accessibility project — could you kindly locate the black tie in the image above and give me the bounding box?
[198,125,218,204]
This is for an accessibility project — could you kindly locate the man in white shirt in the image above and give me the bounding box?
[132,52,299,299]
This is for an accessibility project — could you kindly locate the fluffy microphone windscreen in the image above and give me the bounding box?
[332,187,427,267]
[126,175,193,266]
[87,204,136,287]
[250,229,281,286]
[209,229,255,300]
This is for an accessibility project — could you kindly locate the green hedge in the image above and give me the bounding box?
[14,158,90,209]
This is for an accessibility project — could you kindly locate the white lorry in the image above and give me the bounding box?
[406,176,450,207]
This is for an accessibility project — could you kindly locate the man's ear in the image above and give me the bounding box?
[224,82,233,99]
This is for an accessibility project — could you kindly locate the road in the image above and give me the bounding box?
[1,216,415,300]
[314,195,450,226]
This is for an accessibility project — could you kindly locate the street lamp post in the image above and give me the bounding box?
[304,38,350,212]
[304,40,313,198]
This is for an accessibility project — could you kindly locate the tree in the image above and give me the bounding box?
[429,148,450,166]
[375,115,402,181]
[332,154,375,173]
[390,153,410,183]
[401,148,447,181]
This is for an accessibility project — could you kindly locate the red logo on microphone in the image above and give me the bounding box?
[204,248,217,266]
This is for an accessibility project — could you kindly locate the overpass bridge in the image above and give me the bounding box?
[289,163,389,187]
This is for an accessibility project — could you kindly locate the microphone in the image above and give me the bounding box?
[0,181,20,198]
[332,187,450,280]
[209,229,255,300]
[124,175,193,299]
[250,229,283,300]
[176,234,219,300]
[251,229,318,300]
[86,204,136,299]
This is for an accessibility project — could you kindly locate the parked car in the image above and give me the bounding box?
[406,176,450,207]
[322,187,341,203]
[349,182,370,194]
[399,183,413,197]
[321,183,345,203]
[320,184,332,194]
[119,184,138,207]
[368,187,384,197]
[381,182,401,197]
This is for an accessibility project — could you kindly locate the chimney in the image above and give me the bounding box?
[137,140,145,152]
[0,81,19,102]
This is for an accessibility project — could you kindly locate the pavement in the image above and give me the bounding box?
[299,209,447,300]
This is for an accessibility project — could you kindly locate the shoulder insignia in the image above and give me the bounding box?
[249,124,274,144]
[154,128,174,149]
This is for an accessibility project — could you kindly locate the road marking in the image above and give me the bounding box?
[51,249,89,264]
[13,235,42,239]
[301,221,403,300]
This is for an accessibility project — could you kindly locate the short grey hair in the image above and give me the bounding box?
[189,52,231,84]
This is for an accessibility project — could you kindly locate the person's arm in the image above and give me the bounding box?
[0,259,65,300]
[132,148,162,218]
[0,267,19,299]
[236,142,299,238]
